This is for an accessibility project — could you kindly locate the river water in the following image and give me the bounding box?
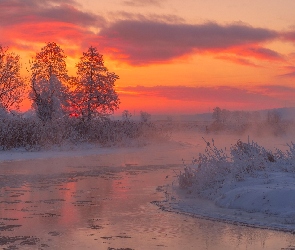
[1,132,295,249]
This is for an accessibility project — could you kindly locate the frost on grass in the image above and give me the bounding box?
[177,137,295,221]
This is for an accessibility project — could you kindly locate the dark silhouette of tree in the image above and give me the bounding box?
[71,46,120,121]
[0,45,25,111]
[30,42,70,122]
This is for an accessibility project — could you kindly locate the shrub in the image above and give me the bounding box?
[178,138,295,191]
[0,114,169,150]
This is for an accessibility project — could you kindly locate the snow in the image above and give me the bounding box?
[214,173,295,217]
[160,134,295,232]
[164,170,295,232]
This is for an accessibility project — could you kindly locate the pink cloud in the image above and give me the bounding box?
[216,55,260,67]
[277,66,295,78]
[282,31,295,42]
[1,22,96,51]
[236,47,284,61]
[279,71,295,78]
[0,0,105,28]
[216,46,283,67]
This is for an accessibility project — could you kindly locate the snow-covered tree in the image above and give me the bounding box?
[30,42,70,122]
[71,46,120,121]
[0,45,25,111]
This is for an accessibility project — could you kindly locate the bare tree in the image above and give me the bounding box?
[30,42,70,122]
[70,46,120,121]
[0,46,25,111]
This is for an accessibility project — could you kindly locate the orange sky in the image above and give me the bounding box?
[1,0,295,115]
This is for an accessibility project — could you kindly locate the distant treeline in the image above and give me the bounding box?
[207,107,291,135]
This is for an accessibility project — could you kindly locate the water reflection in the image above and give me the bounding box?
[0,162,295,249]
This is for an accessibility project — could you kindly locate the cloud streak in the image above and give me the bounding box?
[256,85,295,95]
[239,47,284,61]
[216,55,260,67]
[119,85,294,105]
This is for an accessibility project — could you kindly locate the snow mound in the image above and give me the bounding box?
[171,138,295,231]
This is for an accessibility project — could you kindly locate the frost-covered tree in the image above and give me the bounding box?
[30,42,70,122]
[71,46,120,121]
[0,45,25,111]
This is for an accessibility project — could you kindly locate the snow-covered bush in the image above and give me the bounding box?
[177,138,230,190]
[0,114,169,150]
[0,115,73,150]
[178,138,295,192]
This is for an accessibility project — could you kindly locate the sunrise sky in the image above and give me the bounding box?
[1,0,295,114]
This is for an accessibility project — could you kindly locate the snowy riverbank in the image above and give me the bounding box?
[159,170,295,232]
[160,138,295,232]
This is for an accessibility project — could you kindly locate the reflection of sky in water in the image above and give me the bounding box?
[0,163,295,250]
